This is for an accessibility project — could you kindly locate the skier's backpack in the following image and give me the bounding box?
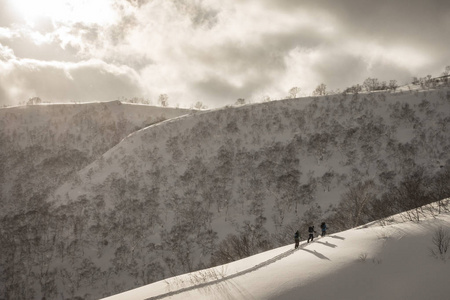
[308,226,314,233]
[321,222,326,229]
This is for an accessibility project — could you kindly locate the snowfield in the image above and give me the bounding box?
[103,201,450,300]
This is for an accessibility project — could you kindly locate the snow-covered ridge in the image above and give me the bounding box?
[102,200,450,300]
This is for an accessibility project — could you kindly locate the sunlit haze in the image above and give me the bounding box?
[0,0,449,107]
[11,0,118,26]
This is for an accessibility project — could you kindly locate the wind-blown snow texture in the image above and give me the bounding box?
[103,202,450,300]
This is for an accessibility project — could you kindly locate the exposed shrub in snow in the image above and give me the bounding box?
[430,226,450,260]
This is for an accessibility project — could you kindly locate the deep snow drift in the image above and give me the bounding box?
[103,201,450,300]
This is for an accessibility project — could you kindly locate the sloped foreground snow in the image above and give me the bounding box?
[103,203,450,300]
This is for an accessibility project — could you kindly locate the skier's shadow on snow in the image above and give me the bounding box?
[316,241,337,248]
[300,248,330,260]
[329,235,345,240]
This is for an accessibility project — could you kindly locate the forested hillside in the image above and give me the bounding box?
[1,87,450,299]
[0,101,191,216]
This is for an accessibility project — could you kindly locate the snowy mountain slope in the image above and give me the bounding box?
[0,101,191,215]
[40,88,450,298]
[103,201,450,300]
[1,87,449,299]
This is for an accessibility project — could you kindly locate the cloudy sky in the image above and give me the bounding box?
[0,0,449,107]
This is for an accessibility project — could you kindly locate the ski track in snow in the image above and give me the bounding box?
[144,238,323,300]
[102,202,450,300]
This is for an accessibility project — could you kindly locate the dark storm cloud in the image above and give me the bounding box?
[262,28,328,52]
[184,44,281,104]
[260,0,450,53]
[67,8,152,69]
[125,0,151,8]
[257,0,450,74]
[188,41,285,75]
[172,0,219,28]
[109,15,137,45]
[184,23,334,102]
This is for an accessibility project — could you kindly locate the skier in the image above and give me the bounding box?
[294,230,300,249]
[320,222,327,237]
[307,225,316,243]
